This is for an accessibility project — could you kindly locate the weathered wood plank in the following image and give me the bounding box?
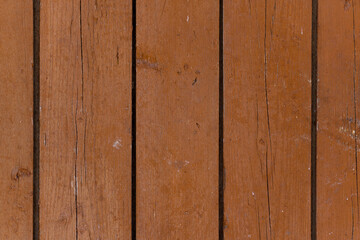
[0,1,33,238]
[224,1,312,239]
[318,0,360,239]
[40,1,132,238]
[136,0,219,238]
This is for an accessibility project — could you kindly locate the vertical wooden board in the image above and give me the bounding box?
[318,0,360,239]
[224,1,311,239]
[78,1,132,239]
[40,0,132,239]
[136,0,219,239]
[40,1,80,237]
[0,0,33,238]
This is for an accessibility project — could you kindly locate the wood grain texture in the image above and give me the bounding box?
[136,0,219,239]
[0,1,33,238]
[317,0,360,239]
[224,1,311,239]
[40,0,132,239]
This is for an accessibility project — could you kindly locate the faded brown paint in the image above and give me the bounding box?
[318,0,360,239]
[224,0,311,239]
[136,0,219,239]
[40,0,132,239]
[0,1,33,238]
[6,1,360,239]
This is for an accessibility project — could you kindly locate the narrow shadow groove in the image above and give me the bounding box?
[352,0,360,220]
[33,0,40,239]
[219,0,224,239]
[311,0,318,239]
[131,0,137,239]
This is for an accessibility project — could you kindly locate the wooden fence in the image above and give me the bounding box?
[0,0,358,239]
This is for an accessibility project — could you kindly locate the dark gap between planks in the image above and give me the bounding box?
[219,0,224,239]
[131,0,137,239]
[311,0,318,239]
[33,0,40,239]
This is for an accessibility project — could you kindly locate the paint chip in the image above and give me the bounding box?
[113,138,122,149]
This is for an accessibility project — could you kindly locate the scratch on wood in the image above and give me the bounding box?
[74,89,79,240]
[270,1,277,40]
[264,0,272,238]
[116,46,120,64]
[257,208,262,240]
[255,95,264,173]
[352,199,354,240]
[83,117,87,183]
[75,0,85,238]
[264,1,273,153]
[352,0,359,217]
[80,0,84,110]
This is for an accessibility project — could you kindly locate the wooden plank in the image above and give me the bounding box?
[136,0,219,239]
[0,1,33,238]
[317,0,360,238]
[40,0,132,239]
[224,1,312,239]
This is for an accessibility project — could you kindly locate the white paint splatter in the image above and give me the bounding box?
[186,16,189,22]
[301,28,303,35]
[113,138,122,149]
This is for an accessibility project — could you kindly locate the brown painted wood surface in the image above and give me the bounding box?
[317,0,360,239]
[224,1,312,239]
[40,0,132,239]
[0,1,33,238]
[7,1,360,239]
[136,0,219,239]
